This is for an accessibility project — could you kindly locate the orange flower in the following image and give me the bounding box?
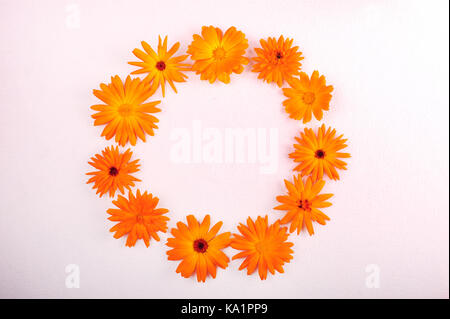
[252,35,303,87]
[129,36,190,97]
[274,175,333,235]
[86,146,140,198]
[107,190,169,247]
[231,216,294,280]
[166,215,231,282]
[290,124,350,181]
[187,26,249,84]
[91,75,161,146]
[282,71,334,123]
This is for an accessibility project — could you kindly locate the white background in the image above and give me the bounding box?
[0,0,448,298]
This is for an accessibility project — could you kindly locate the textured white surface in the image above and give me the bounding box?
[0,0,448,298]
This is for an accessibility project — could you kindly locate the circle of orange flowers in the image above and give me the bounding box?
[87,26,351,282]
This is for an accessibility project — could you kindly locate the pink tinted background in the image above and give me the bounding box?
[0,0,448,298]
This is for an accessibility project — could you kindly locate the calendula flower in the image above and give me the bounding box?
[282,71,334,123]
[91,75,161,146]
[290,124,350,181]
[187,26,249,84]
[252,35,304,87]
[129,36,190,97]
[166,215,231,282]
[107,190,169,247]
[231,216,294,280]
[86,146,141,198]
[274,175,333,235]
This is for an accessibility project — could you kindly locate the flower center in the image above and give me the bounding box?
[118,103,133,117]
[136,215,144,223]
[193,239,208,253]
[213,47,226,60]
[302,92,316,105]
[298,199,311,211]
[109,166,119,176]
[255,240,269,254]
[315,149,325,159]
[156,61,166,71]
[276,51,283,59]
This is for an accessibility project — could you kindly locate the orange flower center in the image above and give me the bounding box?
[193,239,208,253]
[298,199,311,211]
[255,240,269,254]
[302,92,316,105]
[156,61,166,71]
[118,103,134,117]
[109,166,119,176]
[315,149,326,159]
[213,47,226,60]
[136,215,144,223]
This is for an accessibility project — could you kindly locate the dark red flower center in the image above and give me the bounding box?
[193,239,208,253]
[109,166,119,176]
[298,199,311,211]
[276,51,283,59]
[315,149,325,159]
[156,61,166,71]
